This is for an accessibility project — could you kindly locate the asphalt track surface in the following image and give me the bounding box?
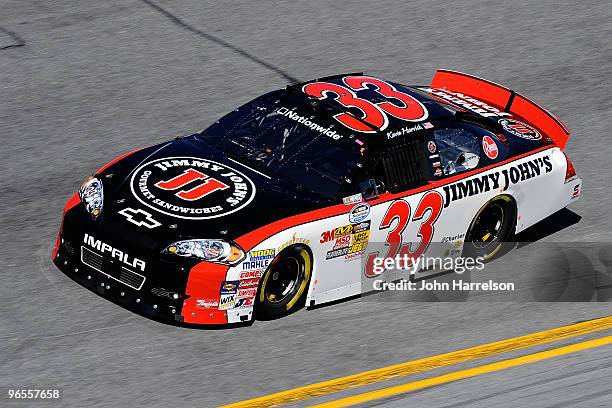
[1,1,611,407]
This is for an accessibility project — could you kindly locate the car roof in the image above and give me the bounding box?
[285,73,457,135]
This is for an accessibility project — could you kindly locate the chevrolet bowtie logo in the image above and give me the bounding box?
[118,208,162,229]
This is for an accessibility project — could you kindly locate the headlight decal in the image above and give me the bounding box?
[79,177,104,218]
[164,239,245,265]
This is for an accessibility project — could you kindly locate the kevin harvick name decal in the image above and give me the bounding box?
[130,157,256,220]
[442,155,552,208]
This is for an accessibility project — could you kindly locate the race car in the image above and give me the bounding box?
[52,70,581,326]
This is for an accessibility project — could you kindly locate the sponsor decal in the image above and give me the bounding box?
[278,233,311,252]
[239,278,260,289]
[234,297,255,309]
[342,193,363,205]
[349,203,370,224]
[333,235,352,249]
[242,248,275,270]
[442,155,553,207]
[117,207,161,229]
[277,107,343,140]
[237,288,257,298]
[572,184,581,199]
[83,233,146,271]
[325,221,371,260]
[423,122,434,129]
[441,233,465,243]
[386,123,423,140]
[320,224,353,244]
[427,141,437,154]
[130,157,255,220]
[499,119,541,140]
[196,299,219,309]
[239,270,264,279]
[434,168,443,177]
[220,280,238,295]
[218,294,235,310]
[482,135,499,159]
[420,88,511,118]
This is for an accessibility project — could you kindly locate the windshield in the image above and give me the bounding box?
[197,90,366,198]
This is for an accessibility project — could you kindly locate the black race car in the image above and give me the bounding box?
[53,70,579,325]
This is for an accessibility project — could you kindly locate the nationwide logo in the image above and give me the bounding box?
[130,157,256,220]
[118,207,161,229]
[276,107,343,140]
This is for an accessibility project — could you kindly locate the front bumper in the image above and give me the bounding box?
[52,196,255,327]
[53,238,187,325]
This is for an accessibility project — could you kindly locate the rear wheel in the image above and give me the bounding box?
[256,245,312,320]
[464,196,516,262]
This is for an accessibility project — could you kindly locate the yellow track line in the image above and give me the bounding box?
[221,316,612,408]
[312,335,612,407]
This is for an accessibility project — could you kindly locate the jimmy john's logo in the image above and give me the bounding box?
[442,155,552,208]
[130,157,256,220]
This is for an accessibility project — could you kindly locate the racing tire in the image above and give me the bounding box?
[256,245,312,320]
[464,195,516,262]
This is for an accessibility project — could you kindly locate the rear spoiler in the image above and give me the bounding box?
[431,70,570,149]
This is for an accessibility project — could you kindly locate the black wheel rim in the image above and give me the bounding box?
[263,256,302,304]
[470,203,505,250]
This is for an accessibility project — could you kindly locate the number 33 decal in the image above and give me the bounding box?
[302,76,428,133]
[365,191,443,278]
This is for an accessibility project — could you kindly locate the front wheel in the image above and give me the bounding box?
[256,245,312,320]
[464,196,516,262]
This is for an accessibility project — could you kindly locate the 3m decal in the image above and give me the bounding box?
[302,76,428,133]
[442,155,553,207]
[482,135,499,159]
[364,191,443,277]
[499,119,542,140]
[117,207,161,229]
[130,157,255,220]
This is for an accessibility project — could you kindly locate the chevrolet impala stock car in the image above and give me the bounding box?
[52,70,581,326]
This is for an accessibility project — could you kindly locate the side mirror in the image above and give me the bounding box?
[359,179,383,200]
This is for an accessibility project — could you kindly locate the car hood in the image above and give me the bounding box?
[96,136,329,244]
